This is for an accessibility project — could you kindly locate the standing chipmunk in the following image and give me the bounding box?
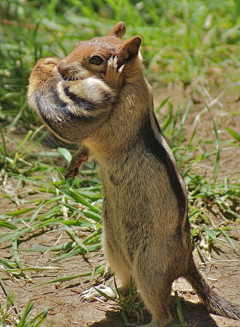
[28,22,240,327]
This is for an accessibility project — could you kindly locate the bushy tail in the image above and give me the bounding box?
[184,255,240,320]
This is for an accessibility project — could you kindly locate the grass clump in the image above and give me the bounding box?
[0,280,51,327]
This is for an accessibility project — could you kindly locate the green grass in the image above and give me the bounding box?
[0,280,51,327]
[0,0,240,326]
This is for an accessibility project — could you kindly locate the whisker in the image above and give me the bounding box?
[45,47,64,59]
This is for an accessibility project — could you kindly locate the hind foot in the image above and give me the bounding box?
[80,284,116,302]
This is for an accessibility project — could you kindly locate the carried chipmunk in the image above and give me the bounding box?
[28,22,240,327]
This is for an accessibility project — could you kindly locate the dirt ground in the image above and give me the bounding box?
[0,84,240,327]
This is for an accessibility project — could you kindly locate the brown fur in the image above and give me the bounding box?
[28,22,240,326]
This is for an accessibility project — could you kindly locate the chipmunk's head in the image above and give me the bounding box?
[57,22,142,83]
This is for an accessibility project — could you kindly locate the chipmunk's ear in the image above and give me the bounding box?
[118,36,142,64]
[107,21,126,38]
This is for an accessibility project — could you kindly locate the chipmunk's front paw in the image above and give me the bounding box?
[65,167,79,179]
[104,56,124,89]
[65,149,88,179]
[80,284,116,303]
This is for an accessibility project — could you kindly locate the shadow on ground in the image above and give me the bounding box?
[89,296,219,327]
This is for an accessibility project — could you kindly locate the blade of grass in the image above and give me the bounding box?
[35,264,105,287]
[64,224,88,253]
[0,279,20,315]
[225,127,240,142]
[155,96,171,114]
[175,291,186,327]
[56,186,102,214]
[207,106,220,181]
[12,237,24,271]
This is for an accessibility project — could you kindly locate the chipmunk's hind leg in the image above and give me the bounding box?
[133,252,173,327]
[136,282,172,327]
[104,241,132,294]
[81,242,132,302]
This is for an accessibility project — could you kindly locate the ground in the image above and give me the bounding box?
[0,84,239,327]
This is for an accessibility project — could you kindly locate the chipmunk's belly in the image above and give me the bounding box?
[101,160,187,265]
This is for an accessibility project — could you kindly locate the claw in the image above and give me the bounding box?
[118,64,125,73]
[107,55,114,66]
[113,56,118,67]
[107,56,118,70]
[105,55,123,89]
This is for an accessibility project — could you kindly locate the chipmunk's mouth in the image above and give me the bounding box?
[60,70,92,82]
[61,76,79,81]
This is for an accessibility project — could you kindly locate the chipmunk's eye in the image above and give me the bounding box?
[89,55,104,65]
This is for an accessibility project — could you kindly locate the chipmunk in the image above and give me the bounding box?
[28,22,240,327]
